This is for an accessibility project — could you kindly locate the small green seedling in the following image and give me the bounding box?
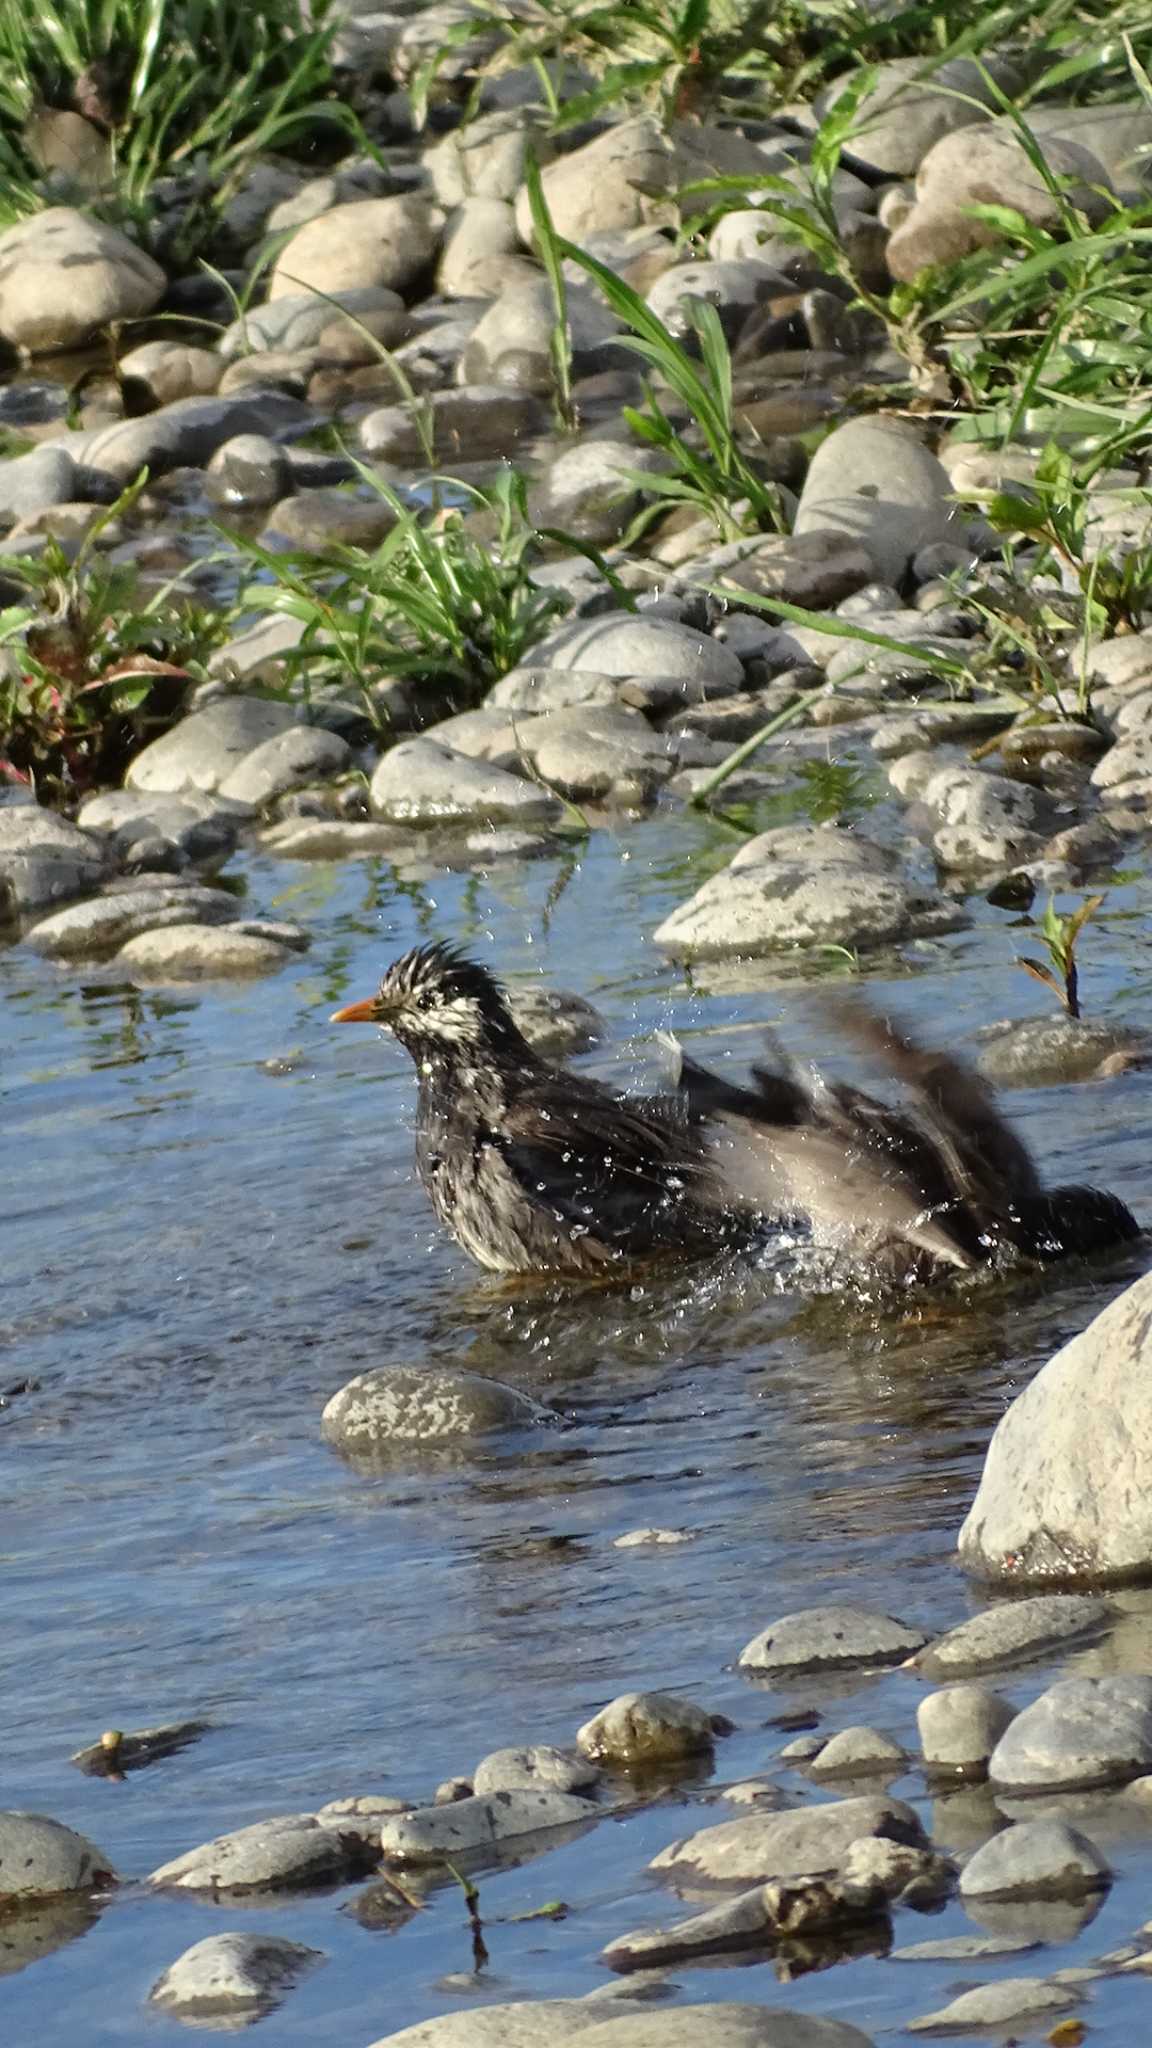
[1015,894,1105,1020]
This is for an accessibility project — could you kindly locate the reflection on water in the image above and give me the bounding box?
[2,814,1151,2044]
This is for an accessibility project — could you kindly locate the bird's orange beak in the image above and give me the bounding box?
[330,996,381,1024]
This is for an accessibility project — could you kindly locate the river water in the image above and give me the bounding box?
[4,810,1152,2045]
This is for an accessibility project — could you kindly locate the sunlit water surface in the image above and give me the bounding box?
[4,812,1152,2045]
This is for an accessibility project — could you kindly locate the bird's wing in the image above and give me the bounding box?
[496,1070,726,1253]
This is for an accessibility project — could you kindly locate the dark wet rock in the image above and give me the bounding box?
[889,127,1112,282]
[53,390,310,485]
[959,1819,1110,1901]
[807,1727,908,1778]
[576,1692,717,1766]
[818,55,1018,177]
[0,446,80,524]
[377,1787,598,1865]
[77,791,242,870]
[149,1932,322,2019]
[370,738,565,826]
[0,207,164,352]
[71,1720,210,1775]
[906,1976,1080,2032]
[359,384,547,462]
[0,808,107,917]
[472,1746,599,1797]
[913,1596,1111,1679]
[268,194,442,301]
[650,1793,927,1886]
[206,432,293,508]
[794,417,966,584]
[917,1686,1017,1778]
[118,925,299,979]
[218,725,351,807]
[25,884,239,959]
[127,697,299,795]
[604,1871,889,1971]
[218,285,406,358]
[321,1365,553,1451]
[504,984,604,1056]
[119,340,222,405]
[656,827,965,961]
[150,1813,359,1893]
[974,1013,1147,1085]
[988,1677,1152,1794]
[0,1812,116,1899]
[959,1274,1152,1585]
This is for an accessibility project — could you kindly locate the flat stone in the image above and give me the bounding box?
[655,826,963,960]
[907,1976,1080,2032]
[0,446,79,523]
[561,2004,877,2047]
[739,1604,928,1675]
[576,1692,716,1765]
[370,738,564,826]
[0,1813,115,1899]
[118,925,296,978]
[149,1814,356,1893]
[527,614,743,689]
[77,791,243,867]
[149,1932,322,2019]
[54,390,310,484]
[958,1272,1152,1583]
[218,725,351,806]
[959,1819,1110,1900]
[818,55,1017,177]
[988,1676,1152,1793]
[0,809,107,917]
[321,1365,551,1451]
[808,1727,907,1777]
[472,1747,599,1796]
[24,885,239,959]
[260,489,399,550]
[368,2000,653,2047]
[127,698,299,795]
[119,340,222,406]
[795,417,967,584]
[377,1788,597,1865]
[650,1793,926,1886]
[719,530,877,609]
[891,1933,1040,1961]
[917,1686,1017,1776]
[913,1597,1110,1678]
[358,385,547,463]
[603,1872,887,1971]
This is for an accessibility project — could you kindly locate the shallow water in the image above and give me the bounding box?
[4,811,1152,2045]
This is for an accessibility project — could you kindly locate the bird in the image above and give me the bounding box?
[664,994,1141,1282]
[330,942,743,1277]
[331,944,1140,1284]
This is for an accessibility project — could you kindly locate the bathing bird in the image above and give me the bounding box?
[330,942,740,1276]
[331,945,1139,1281]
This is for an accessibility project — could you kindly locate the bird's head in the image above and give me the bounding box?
[330,943,524,1060]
